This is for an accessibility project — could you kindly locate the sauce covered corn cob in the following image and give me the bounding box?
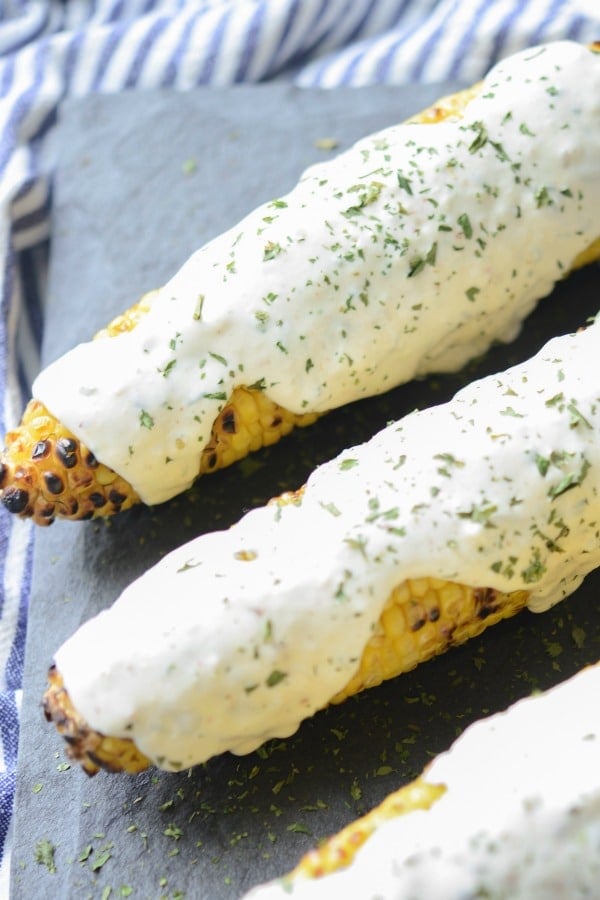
[43,577,530,776]
[243,663,600,899]
[4,40,600,525]
[44,315,600,774]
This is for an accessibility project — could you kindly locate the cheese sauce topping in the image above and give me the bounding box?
[55,318,600,770]
[34,41,600,505]
[245,664,600,900]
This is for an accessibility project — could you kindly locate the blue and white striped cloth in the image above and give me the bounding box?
[0,0,599,889]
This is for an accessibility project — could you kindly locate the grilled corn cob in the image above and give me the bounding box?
[44,315,600,774]
[4,40,600,525]
[244,663,600,899]
[0,87,477,529]
[43,577,529,775]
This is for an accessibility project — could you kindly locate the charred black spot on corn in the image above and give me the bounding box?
[474,586,500,618]
[43,472,64,495]
[31,440,51,460]
[55,437,78,468]
[2,486,29,514]
[62,499,79,517]
[221,409,236,433]
[85,450,98,468]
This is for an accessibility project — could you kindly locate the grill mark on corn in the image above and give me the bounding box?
[62,499,78,517]
[38,502,55,520]
[2,486,29,514]
[474,586,500,618]
[55,437,77,468]
[31,440,50,460]
[221,409,236,433]
[43,472,64,495]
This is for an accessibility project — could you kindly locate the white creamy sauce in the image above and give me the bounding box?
[34,41,600,505]
[55,318,600,769]
[244,664,600,900]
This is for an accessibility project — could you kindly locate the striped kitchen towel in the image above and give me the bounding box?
[1,0,599,891]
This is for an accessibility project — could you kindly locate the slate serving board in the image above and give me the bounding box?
[10,84,600,899]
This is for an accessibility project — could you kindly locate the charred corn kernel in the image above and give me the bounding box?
[5,43,599,525]
[43,574,528,775]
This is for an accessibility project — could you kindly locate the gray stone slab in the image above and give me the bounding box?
[10,85,600,899]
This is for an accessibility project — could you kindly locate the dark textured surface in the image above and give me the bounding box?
[10,85,600,899]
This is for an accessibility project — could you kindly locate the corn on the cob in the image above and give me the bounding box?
[44,315,600,775]
[0,86,476,529]
[243,662,600,899]
[3,41,599,525]
[43,577,529,775]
